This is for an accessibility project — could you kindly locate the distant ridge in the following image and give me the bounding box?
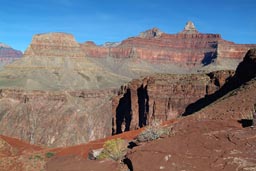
[0,43,22,67]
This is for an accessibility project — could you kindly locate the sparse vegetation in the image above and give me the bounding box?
[136,119,171,142]
[97,138,128,162]
[45,152,55,158]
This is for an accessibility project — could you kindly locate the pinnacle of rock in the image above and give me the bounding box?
[181,21,199,34]
[185,21,196,30]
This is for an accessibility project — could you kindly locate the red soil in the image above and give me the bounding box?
[53,129,143,158]
[0,135,42,155]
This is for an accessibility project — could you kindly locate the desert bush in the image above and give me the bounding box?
[97,138,128,162]
[137,119,171,142]
[45,152,55,158]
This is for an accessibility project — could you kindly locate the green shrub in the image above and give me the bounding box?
[97,138,128,162]
[45,152,55,158]
[137,119,171,142]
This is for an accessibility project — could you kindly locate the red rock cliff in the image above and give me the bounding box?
[82,21,256,66]
[112,70,234,134]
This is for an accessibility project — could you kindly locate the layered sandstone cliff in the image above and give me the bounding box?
[24,32,84,58]
[82,21,256,68]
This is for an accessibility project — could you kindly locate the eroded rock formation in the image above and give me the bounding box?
[112,70,234,133]
[24,32,84,58]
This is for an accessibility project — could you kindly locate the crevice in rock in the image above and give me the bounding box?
[137,85,149,127]
[116,88,132,134]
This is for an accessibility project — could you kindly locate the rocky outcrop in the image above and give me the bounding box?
[139,27,163,38]
[24,32,84,58]
[0,43,22,67]
[112,70,234,134]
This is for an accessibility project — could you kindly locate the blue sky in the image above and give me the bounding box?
[0,0,255,51]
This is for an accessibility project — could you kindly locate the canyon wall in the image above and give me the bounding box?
[112,70,234,134]
[82,22,256,67]
[0,89,117,147]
